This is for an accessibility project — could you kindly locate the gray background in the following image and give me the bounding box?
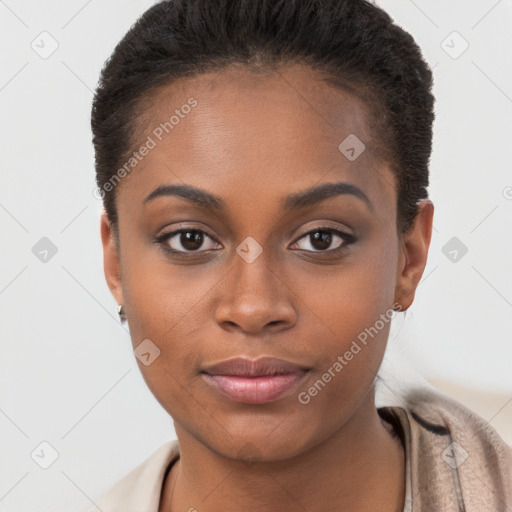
[1,0,511,510]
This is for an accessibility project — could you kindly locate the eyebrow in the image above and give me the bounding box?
[284,181,373,212]
[143,181,373,212]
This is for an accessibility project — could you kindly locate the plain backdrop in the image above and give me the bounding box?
[1,0,511,510]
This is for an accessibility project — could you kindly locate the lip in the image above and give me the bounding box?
[201,356,310,404]
[201,356,309,377]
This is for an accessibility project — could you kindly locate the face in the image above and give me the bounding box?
[101,64,432,461]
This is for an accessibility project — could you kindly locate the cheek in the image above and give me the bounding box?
[121,244,221,343]
[298,273,394,396]
[290,260,397,449]
[120,250,224,411]
[300,314,392,406]
[290,237,398,409]
[295,241,398,339]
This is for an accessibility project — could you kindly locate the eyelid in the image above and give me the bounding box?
[156,227,222,253]
[291,222,355,243]
[290,226,356,251]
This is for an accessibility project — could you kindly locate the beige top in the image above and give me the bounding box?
[90,387,512,512]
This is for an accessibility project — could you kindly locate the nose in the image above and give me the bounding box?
[214,247,297,336]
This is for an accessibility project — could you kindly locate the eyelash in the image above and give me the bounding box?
[154,226,356,258]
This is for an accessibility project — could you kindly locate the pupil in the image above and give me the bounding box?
[311,231,331,250]
[181,231,203,250]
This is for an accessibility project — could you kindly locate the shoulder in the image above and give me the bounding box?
[381,386,512,511]
[403,385,511,466]
[89,440,180,512]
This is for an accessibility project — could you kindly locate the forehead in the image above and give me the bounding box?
[118,63,396,218]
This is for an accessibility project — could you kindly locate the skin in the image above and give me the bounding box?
[100,63,433,512]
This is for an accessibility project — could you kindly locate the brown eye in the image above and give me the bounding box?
[290,228,355,252]
[159,229,221,253]
[308,230,335,251]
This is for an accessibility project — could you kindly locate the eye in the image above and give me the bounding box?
[290,227,355,252]
[156,229,221,253]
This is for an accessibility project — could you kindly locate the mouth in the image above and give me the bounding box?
[200,356,310,404]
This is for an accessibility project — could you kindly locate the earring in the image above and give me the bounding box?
[117,304,127,322]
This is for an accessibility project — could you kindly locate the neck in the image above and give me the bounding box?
[160,387,405,512]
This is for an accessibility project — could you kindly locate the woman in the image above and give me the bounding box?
[90,0,512,510]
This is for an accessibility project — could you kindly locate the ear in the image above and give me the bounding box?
[100,210,124,306]
[394,199,434,311]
